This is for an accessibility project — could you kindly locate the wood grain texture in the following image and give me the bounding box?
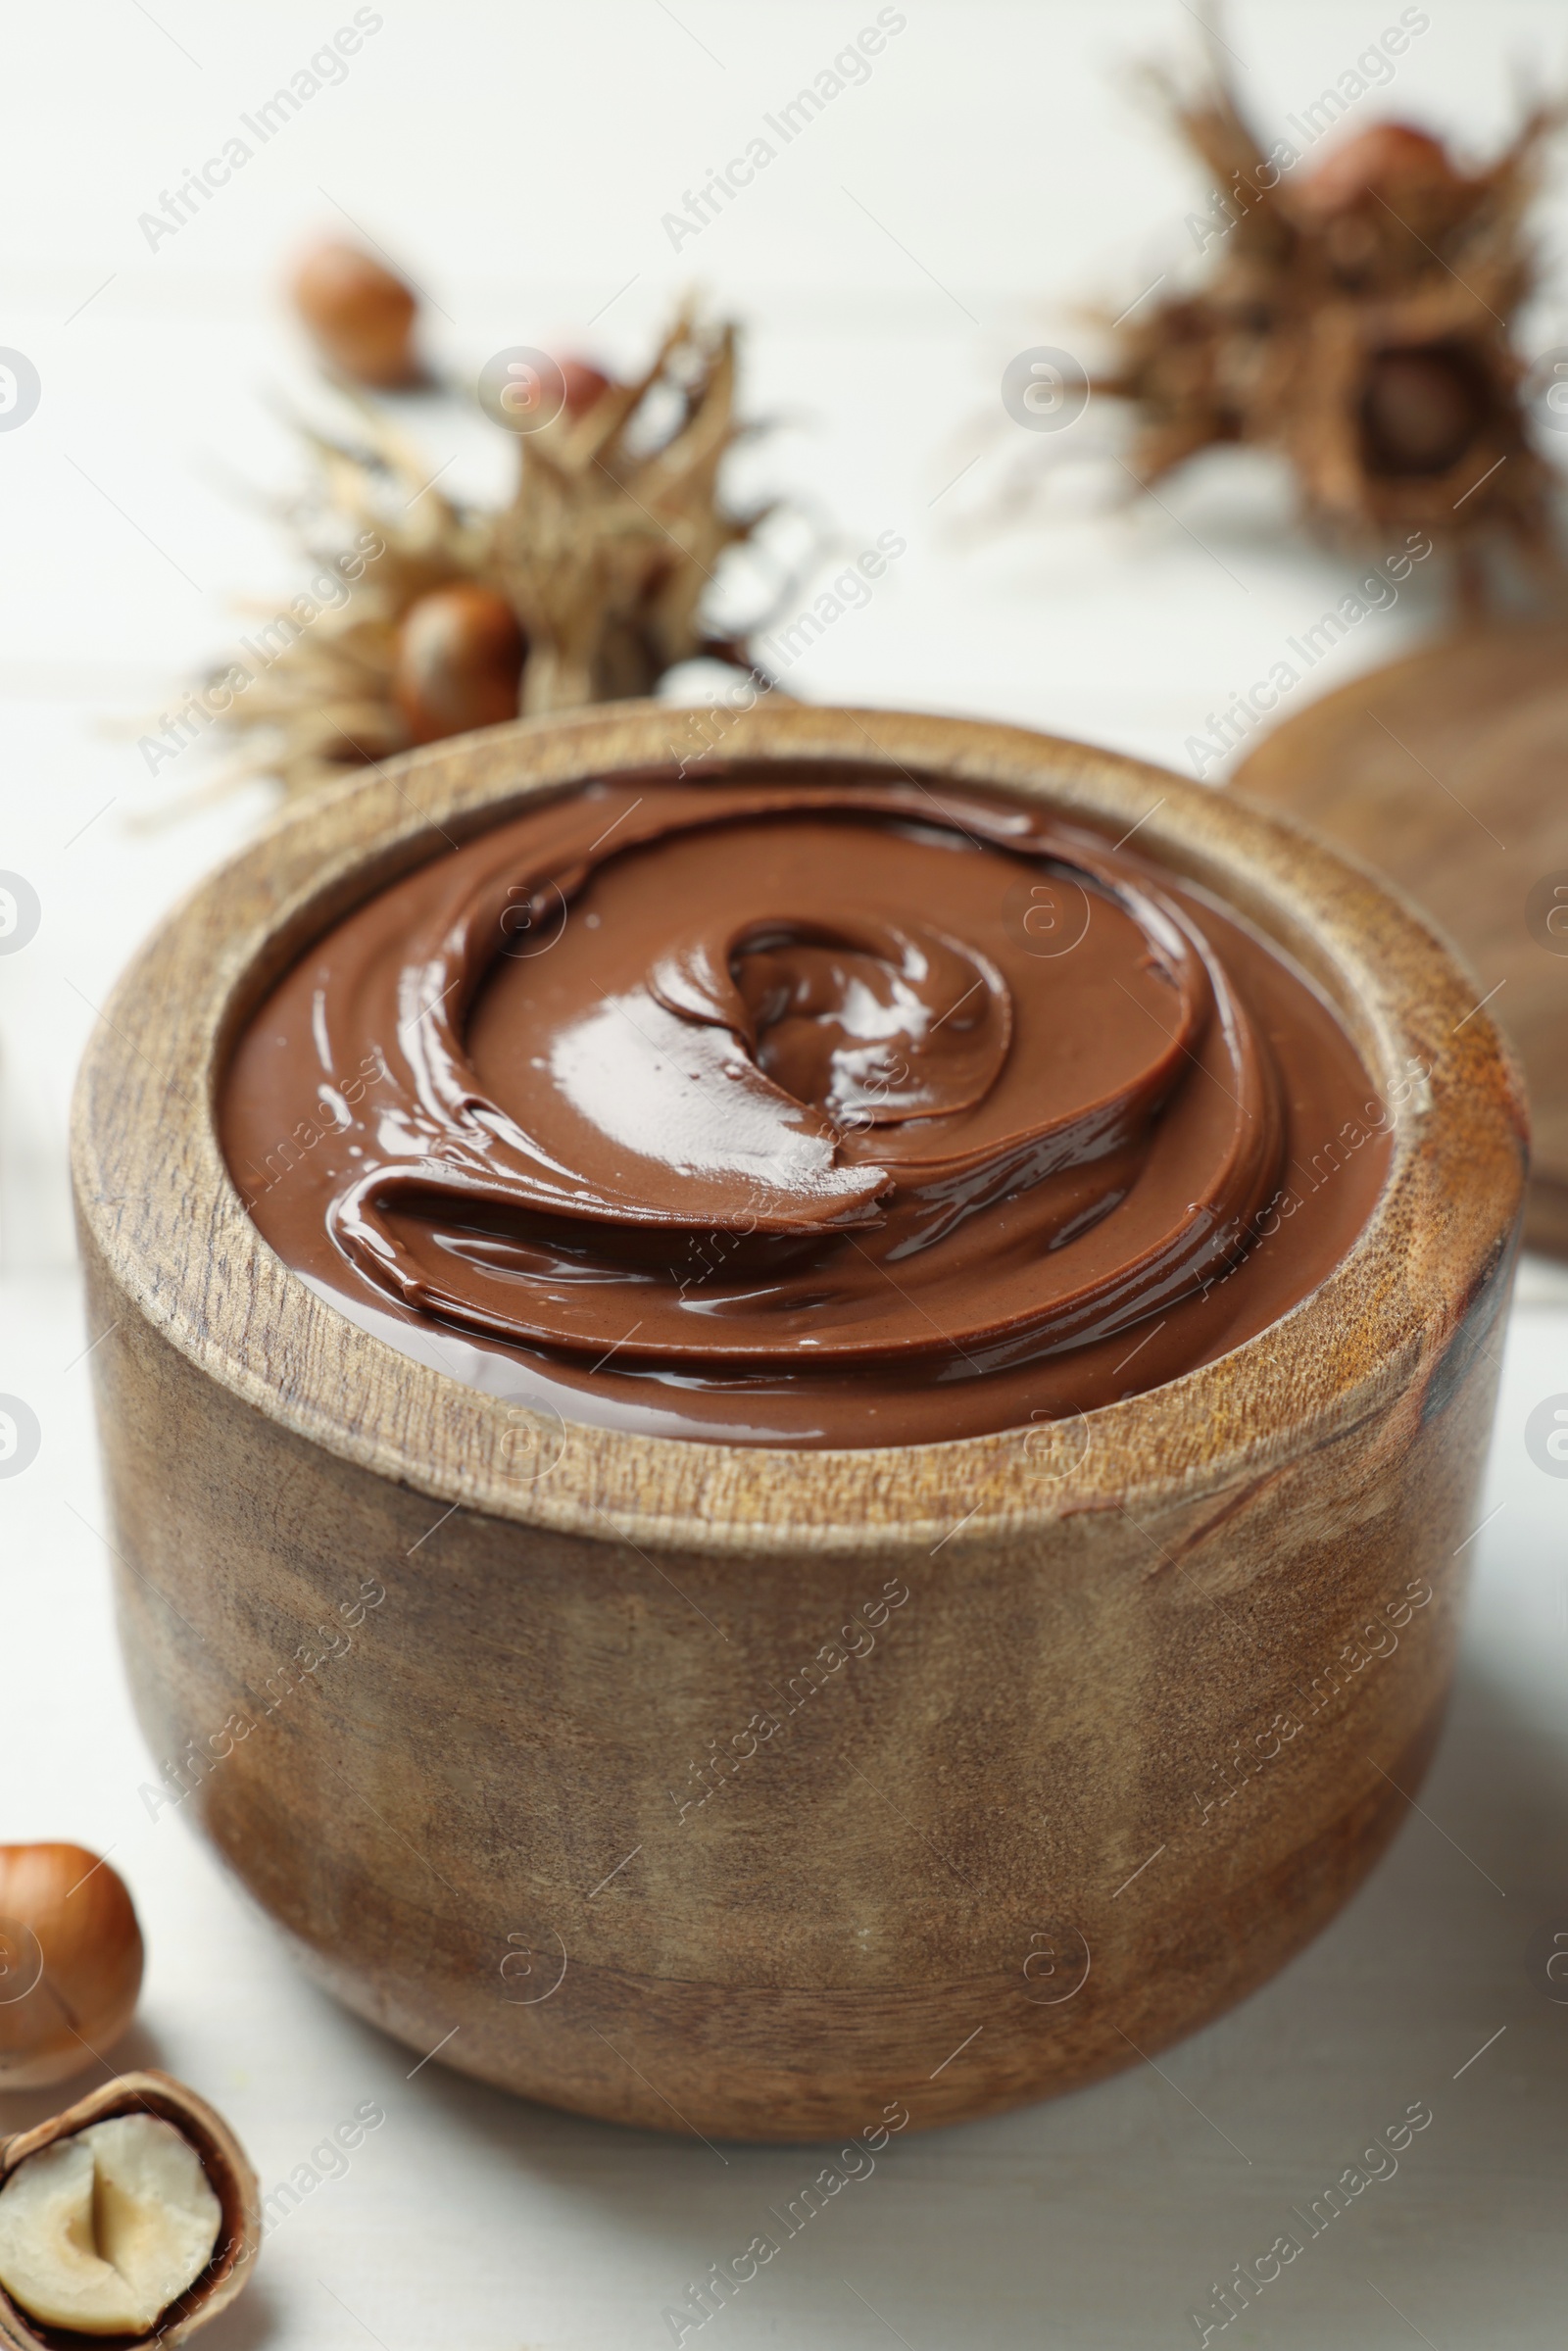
[0,2072,259,2348]
[1231,620,1568,1254]
[70,703,1526,2140]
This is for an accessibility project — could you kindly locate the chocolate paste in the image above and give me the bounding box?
[221,765,1391,1446]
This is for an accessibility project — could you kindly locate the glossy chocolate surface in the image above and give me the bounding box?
[220,765,1390,1445]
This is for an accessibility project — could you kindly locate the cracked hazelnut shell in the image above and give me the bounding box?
[0,2074,260,2351]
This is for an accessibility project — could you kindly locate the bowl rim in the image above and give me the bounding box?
[71,700,1527,1554]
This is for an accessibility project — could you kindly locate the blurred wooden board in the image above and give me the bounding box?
[1232,621,1568,1255]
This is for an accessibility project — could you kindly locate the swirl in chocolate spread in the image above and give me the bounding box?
[221,765,1390,1446]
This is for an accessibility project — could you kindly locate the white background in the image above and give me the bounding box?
[3,4,1568,2345]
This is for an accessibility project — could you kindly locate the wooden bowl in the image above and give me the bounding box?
[71,704,1526,2141]
[1230,620,1568,1256]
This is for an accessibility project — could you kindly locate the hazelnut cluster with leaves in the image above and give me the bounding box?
[176,243,782,805]
[1097,37,1565,605]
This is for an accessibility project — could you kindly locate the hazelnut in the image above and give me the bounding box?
[559,358,613,417]
[1293,122,1461,217]
[0,2073,259,2348]
[392,582,527,746]
[291,239,421,387]
[1360,346,1485,476]
[0,1845,143,2088]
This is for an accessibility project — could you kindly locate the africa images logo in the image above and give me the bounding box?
[1525,1395,1568,1477]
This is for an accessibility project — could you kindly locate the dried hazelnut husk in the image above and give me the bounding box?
[0,2072,259,2349]
[291,239,421,387]
[391,581,527,745]
[1086,39,1562,611]
[0,1846,143,2089]
[186,301,772,804]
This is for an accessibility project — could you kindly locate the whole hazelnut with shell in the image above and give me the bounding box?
[291,238,421,387]
[0,1845,143,2089]
[559,357,612,416]
[392,581,528,746]
[1360,345,1486,477]
[1290,121,1462,216]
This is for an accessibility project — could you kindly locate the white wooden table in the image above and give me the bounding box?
[2,6,1565,2342]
